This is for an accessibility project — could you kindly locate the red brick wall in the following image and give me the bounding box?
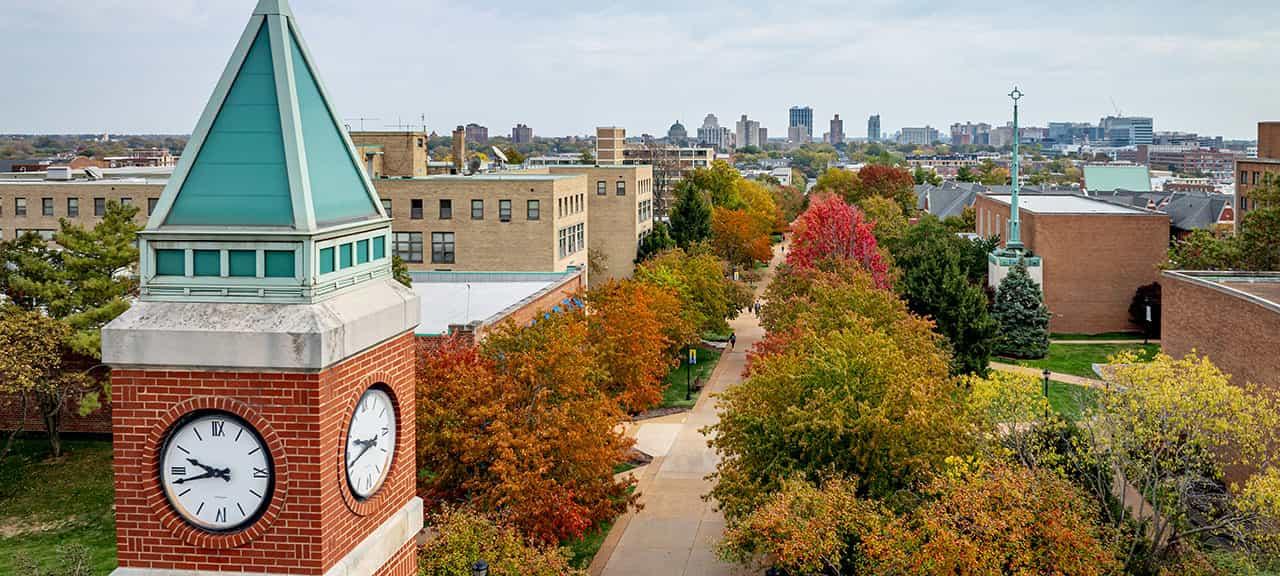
[111,331,417,574]
[974,195,1167,334]
[0,390,112,434]
[1162,274,1280,393]
[474,272,585,340]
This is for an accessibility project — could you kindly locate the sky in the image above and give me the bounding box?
[2,0,1278,140]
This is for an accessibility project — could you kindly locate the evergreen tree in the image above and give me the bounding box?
[893,216,996,375]
[636,221,676,262]
[991,260,1050,358]
[669,180,712,248]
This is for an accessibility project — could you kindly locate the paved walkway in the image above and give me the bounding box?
[1050,339,1156,345]
[592,243,785,576]
[989,361,1107,389]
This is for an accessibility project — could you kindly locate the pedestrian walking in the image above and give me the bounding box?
[728,332,737,350]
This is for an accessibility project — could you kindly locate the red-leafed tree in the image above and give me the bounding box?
[856,164,916,215]
[786,193,891,288]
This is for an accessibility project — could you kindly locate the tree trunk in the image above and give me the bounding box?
[0,392,28,463]
[38,391,63,458]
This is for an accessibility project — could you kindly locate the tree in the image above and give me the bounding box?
[668,180,712,248]
[578,149,594,164]
[1129,282,1161,338]
[391,254,412,287]
[912,166,942,186]
[976,159,1010,185]
[856,164,916,215]
[710,207,772,270]
[990,260,1050,358]
[942,205,976,233]
[769,184,807,224]
[415,320,636,544]
[735,178,783,234]
[860,464,1120,576]
[710,265,974,517]
[813,167,859,202]
[786,193,891,289]
[857,195,908,249]
[501,146,526,165]
[418,507,585,576]
[686,160,744,208]
[0,308,92,458]
[634,247,750,335]
[893,216,997,375]
[1168,229,1241,270]
[956,165,977,183]
[635,221,676,262]
[584,280,687,412]
[1073,352,1280,570]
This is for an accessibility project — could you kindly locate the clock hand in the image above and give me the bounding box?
[186,458,232,481]
[173,470,218,484]
[348,436,378,467]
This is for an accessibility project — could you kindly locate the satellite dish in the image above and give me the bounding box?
[491,146,509,164]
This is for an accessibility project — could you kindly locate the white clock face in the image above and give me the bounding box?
[345,387,396,499]
[160,412,273,532]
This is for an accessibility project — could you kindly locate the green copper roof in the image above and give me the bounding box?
[166,23,293,226]
[1083,165,1151,193]
[150,0,383,231]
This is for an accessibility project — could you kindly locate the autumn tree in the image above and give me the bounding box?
[0,307,92,458]
[668,180,712,248]
[769,184,807,224]
[635,221,676,263]
[1073,352,1280,570]
[912,166,942,185]
[856,164,916,215]
[710,207,772,271]
[685,159,745,208]
[857,195,908,249]
[418,507,585,576]
[734,178,783,234]
[634,247,750,335]
[415,317,636,544]
[893,216,996,375]
[786,193,891,288]
[812,167,859,202]
[584,280,690,412]
[990,260,1050,358]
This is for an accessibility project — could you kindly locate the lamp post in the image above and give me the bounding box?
[1042,368,1051,417]
[1143,295,1153,344]
[472,560,489,576]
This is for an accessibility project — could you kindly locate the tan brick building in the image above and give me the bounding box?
[974,193,1169,333]
[349,131,429,178]
[0,180,161,239]
[547,165,653,283]
[596,126,626,165]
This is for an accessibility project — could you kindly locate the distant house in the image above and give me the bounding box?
[1082,164,1152,193]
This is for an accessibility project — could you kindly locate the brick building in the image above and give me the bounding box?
[1161,271,1280,393]
[412,269,584,340]
[547,164,654,282]
[975,193,1168,333]
[1236,122,1280,223]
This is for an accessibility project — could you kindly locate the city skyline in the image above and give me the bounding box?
[2,0,1278,139]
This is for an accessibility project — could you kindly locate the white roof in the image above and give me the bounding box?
[986,194,1150,215]
[411,271,577,335]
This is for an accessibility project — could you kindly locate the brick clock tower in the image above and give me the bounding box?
[102,1,422,574]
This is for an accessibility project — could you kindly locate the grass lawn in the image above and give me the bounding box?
[565,521,613,569]
[1006,343,1159,378]
[1051,331,1147,341]
[660,347,723,410]
[701,329,731,342]
[1047,380,1099,421]
[0,436,116,575]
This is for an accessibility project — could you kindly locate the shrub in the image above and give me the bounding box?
[418,507,584,576]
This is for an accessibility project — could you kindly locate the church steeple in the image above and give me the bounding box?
[139,0,392,304]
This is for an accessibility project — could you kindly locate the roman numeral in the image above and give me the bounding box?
[247,447,261,455]
[361,397,370,412]
[171,466,186,476]
[252,467,269,479]
[249,488,262,499]
[215,507,227,523]
[177,445,190,454]
[178,488,191,497]
[381,427,389,436]
[211,420,225,437]
[234,427,244,442]
[193,427,203,441]
[196,502,205,515]
[237,502,246,517]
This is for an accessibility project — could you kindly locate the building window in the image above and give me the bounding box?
[1242,170,1249,184]
[616,180,626,196]
[1254,172,1260,185]
[42,198,54,217]
[120,197,132,207]
[94,197,105,216]
[148,198,159,216]
[471,199,483,220]
[597,180,606,195]
[193,250,221,277]
[67,198,79,217]
[394,231,423,263]
[155,249,185,276]
[411,199,423,219]
[527,199,540,220]
[228,250,256,277]
[15,198,26,216]
[499,199,512,222]
[320,247,335,274]
[264,250,295,278]
[439,199,452,219]
[431,232,455,264]
[558,223,585,258]
[381,199,392,216]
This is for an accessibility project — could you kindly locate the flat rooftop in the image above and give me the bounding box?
[411,270,579,336]
[379,174,580,182]
[985,194,1154,215]
[1164,271,1280,313]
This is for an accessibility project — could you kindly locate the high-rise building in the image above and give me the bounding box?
[829,114,844,145]
[511,123,533,144]
[465,123,489,146]
[758,127,767,144]
[596,126,625,165]
[867,114,881,141]
[667,121,688,144]
[949,122,991,146]
[1047,122,1098,145]
[736,114,762,149]
[788,106,813,143]
[697,114,733,151]
[898,126,939,146]
[1236,122,1280,226]
[1099,116,1154,147]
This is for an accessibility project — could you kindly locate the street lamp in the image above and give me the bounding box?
[472,560,489,576]
[1042,368,1051,417]
[1143,295,1153,344]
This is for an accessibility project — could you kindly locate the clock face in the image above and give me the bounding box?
[159,411,273,532]
[344,387,396,499]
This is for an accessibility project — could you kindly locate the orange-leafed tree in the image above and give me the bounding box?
[786,193,891,288]
[856,164,916,215]
[415,312,637,544]
[711,207,773,270]
[585,280,690,413]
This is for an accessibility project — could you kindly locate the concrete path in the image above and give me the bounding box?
[1050,339,1157,345]
[989,361,1107,389]
[592,242,785,576]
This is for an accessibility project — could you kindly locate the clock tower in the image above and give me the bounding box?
[102,1,422,574]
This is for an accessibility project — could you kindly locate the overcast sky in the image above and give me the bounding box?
[2,0,1277,139]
